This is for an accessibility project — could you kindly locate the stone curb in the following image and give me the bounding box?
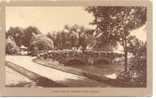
[6,61,66,87]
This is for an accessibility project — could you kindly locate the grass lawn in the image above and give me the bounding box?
[34,58,124,78]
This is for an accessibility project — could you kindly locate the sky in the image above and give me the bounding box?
[131,23,147,42]
[6,7,94,33]
[6,7,146,42]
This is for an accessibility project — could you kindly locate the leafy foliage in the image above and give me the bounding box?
[117,38,146,86]
[23,26,41,47]
[86,6,147,71]
[6,27,24,47]
[47,24,94,50]
[29,34,54,55]
[6,37,19,55]
[6,26,41,48]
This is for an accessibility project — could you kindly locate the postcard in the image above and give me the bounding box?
[0,0,152,96]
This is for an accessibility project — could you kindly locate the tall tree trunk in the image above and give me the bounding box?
[124,36,128,72]
[124,49,128,71]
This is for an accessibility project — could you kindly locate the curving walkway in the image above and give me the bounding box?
[5,66,33,86]
[6,55,110,87]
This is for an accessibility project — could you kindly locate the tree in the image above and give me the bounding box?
[54,31,67,49]
[127,36,146,57]
[47,24,92,50]
[86,6,146,71]
[23,26,41,48]
[63,24,92,51]
[6,27,24,47]
[127,37,147,86]
[6,37,19,55]
[127,36,147,71]
[6,26,42,49]
[47,32,58,49]
[63,24,84,49]
[30,34,54,55]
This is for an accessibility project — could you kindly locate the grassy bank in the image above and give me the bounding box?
[34,58,143,87]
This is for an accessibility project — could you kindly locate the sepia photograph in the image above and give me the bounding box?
[5,6,147,88]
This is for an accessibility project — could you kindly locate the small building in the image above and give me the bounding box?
[19,45,28,55]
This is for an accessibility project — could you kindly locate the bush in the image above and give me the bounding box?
[117,56,146,87]
[6,38,19,55]
[117,71,131,82]
[29,34,54,56]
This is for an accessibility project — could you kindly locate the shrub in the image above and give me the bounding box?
[29,34,54,56]
[6,38,19,55]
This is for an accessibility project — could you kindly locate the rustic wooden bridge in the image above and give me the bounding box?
[38,50,123,65]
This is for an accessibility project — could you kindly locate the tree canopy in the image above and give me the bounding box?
[47,24,94,50]
[86,6,146,47]
[86,6,147,71]
[6,26,41,48]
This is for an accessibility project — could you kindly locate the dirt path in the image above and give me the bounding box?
[6,55,110,87]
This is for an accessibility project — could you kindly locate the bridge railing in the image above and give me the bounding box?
[37,49,123,60]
